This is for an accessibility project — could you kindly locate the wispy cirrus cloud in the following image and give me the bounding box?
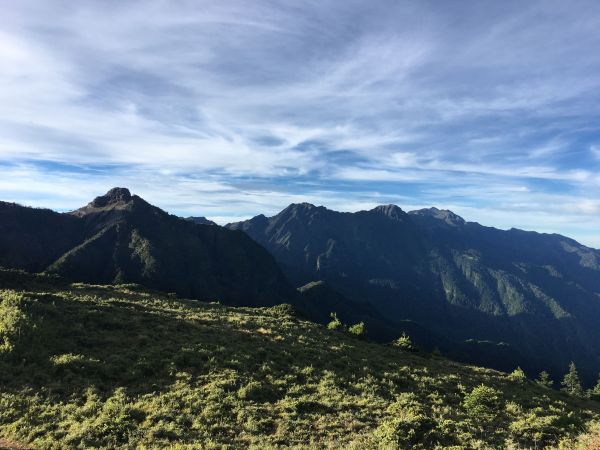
[1,0,600,246]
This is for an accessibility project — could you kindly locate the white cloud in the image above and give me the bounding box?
[1,0,600,247]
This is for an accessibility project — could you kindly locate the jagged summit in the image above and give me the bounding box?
[91,187,132,207]
[371,204,405,220]
[69,188,165,226]
[277,202,328,218]
[71,187,140,218]
[286,202,320,211]
[410,206,465,226]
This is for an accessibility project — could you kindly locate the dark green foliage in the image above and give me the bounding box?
[0,269,598,448]
[562,362,584,397]
[537,370,554,389]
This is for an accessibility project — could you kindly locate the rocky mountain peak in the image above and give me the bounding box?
[90,187,132,208]
[371,204,405,220]
[410,207,465,226]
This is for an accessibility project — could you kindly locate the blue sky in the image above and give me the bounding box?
[2,0,600,247]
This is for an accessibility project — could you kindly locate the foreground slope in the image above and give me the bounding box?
[0,188,293,307]
[228,203,600,383]
[0,269,598,449]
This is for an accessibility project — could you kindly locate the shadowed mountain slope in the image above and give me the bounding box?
[228,203,600,383]
[0,188,293,307]
[0,189,405,336]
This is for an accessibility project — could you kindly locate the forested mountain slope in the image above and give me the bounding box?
[0,188,293,306]
[228,203,600,383]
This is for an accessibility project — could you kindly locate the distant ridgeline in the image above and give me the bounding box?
[1,188,600,385]
[228,203,600,385]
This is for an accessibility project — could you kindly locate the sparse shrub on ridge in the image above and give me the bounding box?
[393,332,416,352]
[536,370,554,389]
[562,361,584,397]
[463,384,502,422]
[508,367,527,383]
[327,311,342,330]
[347,321,366,338]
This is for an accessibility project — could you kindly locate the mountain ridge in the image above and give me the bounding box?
[0,188,294,307]
[227,202,600,384]
[3,189,600,384]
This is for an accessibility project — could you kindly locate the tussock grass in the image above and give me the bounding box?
[0,269,598,449]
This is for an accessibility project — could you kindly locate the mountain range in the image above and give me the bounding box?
[1,188,600,384]
[0,188,292,307]
[227,202,600,383]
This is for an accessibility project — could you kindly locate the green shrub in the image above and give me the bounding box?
[536,370,554,389]
[463,384,502,422]
[590,377,600,401]
[237,380,278,403]
[69,388,145,448]
[508,367,527,383]
[393,332,416,351]
[507,403,584,448]
[348,321,366,337]
[327,312,342,331]
[0,292,30,355]
[570,421,600,449]
[372,393,436,448]
[561,362,583,397]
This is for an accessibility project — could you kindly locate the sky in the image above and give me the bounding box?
[1,0,600,247]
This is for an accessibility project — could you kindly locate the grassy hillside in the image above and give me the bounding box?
[228,203,600,383]
[0,269,598,449]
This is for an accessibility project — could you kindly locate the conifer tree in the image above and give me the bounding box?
[561,362,583,397]
[536,371,553,389]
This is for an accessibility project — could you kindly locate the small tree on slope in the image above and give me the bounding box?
[536,371,553,389]
[561,362,583,397]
